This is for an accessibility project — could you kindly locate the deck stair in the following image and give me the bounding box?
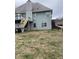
[15,18,28,32]
[20,18,28,28]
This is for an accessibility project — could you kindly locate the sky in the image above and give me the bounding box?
[15,0,63,19]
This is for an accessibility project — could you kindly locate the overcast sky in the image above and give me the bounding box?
[15,0,63,19]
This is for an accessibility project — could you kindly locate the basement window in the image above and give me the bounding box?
[42,23,47,27]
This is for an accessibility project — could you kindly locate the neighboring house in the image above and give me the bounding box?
[52,18,63,26]
[15,0,52,32]
[51,18,63,29]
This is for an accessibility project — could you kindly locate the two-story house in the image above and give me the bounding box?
[15,0,52,32]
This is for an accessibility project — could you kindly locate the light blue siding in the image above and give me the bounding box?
[32,11,52,30]
[26,11,32,21]
[15,11,52,30]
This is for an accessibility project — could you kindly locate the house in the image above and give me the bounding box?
[51,18,63,29]
[15,0,52,32]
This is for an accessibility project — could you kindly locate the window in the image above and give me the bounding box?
[15,14,18,17]
[18,14,21,17]
[22,13,26,18]
[34,23,36,27]
[15,14,18,20]
[42,23,47,27]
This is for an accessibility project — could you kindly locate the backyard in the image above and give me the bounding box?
[15,29,63,59]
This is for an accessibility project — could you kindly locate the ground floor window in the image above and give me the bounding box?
[42,23,47,27]
[34,23,36,27]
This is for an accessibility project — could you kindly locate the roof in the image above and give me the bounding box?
[15,1,52,13]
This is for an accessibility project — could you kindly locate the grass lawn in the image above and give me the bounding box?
[15,29,63,59]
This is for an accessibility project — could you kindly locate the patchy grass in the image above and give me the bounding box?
[15,29,63,59]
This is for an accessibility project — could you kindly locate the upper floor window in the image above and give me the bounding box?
[22,13,26,18]
[18,14,21,18]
